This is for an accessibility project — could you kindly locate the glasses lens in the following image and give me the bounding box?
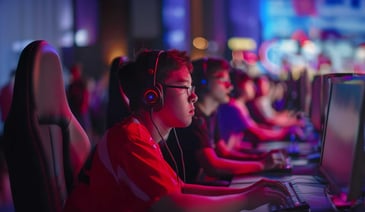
[191,86,195,95]
[187,86,195,96]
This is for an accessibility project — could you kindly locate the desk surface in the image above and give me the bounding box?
[231,175,334,211]
[256,140,316,155]
[230,141,365,212]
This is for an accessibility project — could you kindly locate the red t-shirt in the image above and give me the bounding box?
[65,117,182,212]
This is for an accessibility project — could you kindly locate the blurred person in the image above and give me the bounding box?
[0,70,15,212]
[0,70,15,124]
[270,80,289,112]
[217,69,298,150]
[0,149,13,212]
[163,58,287,186]
[64,50,289,212]
[89,71,109,145]
[66,63,92,138]
[279,57,302,111]
[247,74,304,129]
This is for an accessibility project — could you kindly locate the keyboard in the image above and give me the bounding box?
[269,182,310,212]
[267,153,293,173]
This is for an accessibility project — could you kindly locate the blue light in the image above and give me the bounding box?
[167,30,185,44]
[162,0,189,50]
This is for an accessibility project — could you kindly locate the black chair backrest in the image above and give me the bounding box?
[3,40,91,212]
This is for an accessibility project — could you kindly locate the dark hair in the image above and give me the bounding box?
[118,49,192,112]
[192,57,230,98]
[230,68,252,98]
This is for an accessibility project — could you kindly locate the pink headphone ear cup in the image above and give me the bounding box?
[143,83,164,111]
[143,88,159,105]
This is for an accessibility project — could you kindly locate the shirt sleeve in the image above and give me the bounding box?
[217,103,248,142]
[107,123,181,204]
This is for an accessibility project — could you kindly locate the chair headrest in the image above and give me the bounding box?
[11,40,72,124]
[34,41,72,122]
[5,40,92,211]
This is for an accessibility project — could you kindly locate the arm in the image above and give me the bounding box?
[149,192,250,212]
[230,102,290,141]
[200,147,287,175]
[253,97,302,128]
[183,181,246,196]
[215,139,263,161]
[244,111,290,141]
[266,113,301,128]
[198,147,264,176]
[150,179,289,212]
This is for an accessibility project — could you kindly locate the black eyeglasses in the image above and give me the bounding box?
[162,84,195,96]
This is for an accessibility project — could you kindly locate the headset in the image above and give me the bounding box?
[193,57,209,97]
[200,57,208,86]
[142,50,186,181]
[143,50,164,111]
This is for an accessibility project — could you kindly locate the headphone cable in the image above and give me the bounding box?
[173,128,186,182]
[149,110,182,183]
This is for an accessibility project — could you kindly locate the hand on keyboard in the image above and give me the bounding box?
[241,178,291,210]
[269,182,310,211]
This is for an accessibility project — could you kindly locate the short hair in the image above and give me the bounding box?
[192,57,230,98]
[118,49,192,112]
[230,68,252,98]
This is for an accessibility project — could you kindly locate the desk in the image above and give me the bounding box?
[256,140,317,156]
[230,141,364,212]
[231,175,334,212]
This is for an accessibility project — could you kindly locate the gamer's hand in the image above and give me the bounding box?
[258,149,287,161]
[241,178,289,210]
[261,151,287,170]
[288,125,306,141]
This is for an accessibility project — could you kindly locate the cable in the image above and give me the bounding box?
[149,110,181,183]
[173,128,186,182]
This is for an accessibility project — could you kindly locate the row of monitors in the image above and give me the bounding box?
[312,73,365,205]
[310,72,360,133]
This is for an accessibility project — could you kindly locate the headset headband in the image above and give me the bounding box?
[153,50,164,86]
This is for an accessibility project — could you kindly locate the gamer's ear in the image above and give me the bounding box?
[143,82,164,111]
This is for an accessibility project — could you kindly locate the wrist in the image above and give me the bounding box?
[259,161,265,171]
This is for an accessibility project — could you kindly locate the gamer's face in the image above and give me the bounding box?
[258,77,270,96]
[209,70,232,104]
[158,66,197,128]
[243,80,256,100]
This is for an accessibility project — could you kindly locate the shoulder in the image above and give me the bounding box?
[218,102,241,117]
[107,117,153,148]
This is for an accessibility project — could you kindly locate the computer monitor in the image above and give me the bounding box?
[309,75,323,133]
[319,78,365,205]
[309,73,355,134]
[321,73,358,129]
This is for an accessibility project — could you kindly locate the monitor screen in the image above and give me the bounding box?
[310,73,355,134]
[321,73,355,129]
[320,79,365,202]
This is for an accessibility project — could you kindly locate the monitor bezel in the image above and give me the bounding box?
[319,77,365,202]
